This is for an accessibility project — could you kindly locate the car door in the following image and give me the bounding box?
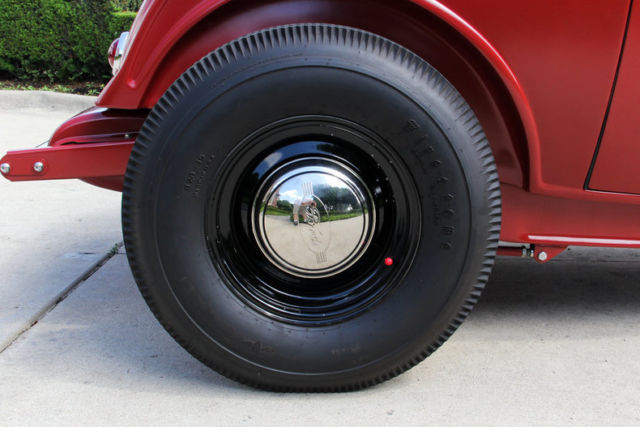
[588,3,640,195]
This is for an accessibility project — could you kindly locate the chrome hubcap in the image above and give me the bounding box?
[253,159,375,278]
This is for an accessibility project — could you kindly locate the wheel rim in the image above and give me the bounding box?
[206,116,422,325]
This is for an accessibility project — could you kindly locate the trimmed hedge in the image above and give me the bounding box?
[0,0,136,82]
[112,0,142,11]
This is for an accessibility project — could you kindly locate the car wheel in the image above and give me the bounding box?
[122,24,501,391]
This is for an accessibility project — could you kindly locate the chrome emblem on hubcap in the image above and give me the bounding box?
[253,160,375,278]
[295,181,330,264]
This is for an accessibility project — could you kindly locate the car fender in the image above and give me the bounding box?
[97,0,534,189]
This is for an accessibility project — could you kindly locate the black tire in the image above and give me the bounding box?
[122,24,500,391]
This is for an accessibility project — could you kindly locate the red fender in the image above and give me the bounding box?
[98,0,531,189]
[97,0,634,206]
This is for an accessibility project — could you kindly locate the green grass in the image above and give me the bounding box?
[320,212,363,222]
[264,204,365,222]
[264,206,292,216]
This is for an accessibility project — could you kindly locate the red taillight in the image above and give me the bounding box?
[108,38,119,69]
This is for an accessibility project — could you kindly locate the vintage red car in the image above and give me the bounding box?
[2,0,639,391]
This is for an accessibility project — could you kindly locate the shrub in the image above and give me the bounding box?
[0,0,136,82]
[112,0,143,11]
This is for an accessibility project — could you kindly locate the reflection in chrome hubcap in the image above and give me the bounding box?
[253,161,375,278]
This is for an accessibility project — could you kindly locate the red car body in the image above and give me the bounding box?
[2,0,640,256]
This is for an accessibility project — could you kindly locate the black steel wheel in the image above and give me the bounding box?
[122,24,501,391]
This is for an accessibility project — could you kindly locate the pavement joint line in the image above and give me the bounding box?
[0,241,125,354]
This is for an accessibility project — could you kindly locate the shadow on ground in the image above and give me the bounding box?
[4,248,640,395]
[483,252,640,314]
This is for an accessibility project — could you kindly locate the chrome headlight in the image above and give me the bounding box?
[107,31,130,75]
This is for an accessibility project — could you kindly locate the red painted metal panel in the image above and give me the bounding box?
[0,142,133,184]
[500,184,640,248]
[98,0,537,193]
[589,3,640,194]
[0,108,146,191]
[97,0,630,202]
[99,0,532,190]
[49,107,147,147]
[441,0,630,196]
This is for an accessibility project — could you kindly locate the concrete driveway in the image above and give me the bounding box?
[1,91,639,425]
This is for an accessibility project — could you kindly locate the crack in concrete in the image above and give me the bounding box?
[0,241,124,354]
